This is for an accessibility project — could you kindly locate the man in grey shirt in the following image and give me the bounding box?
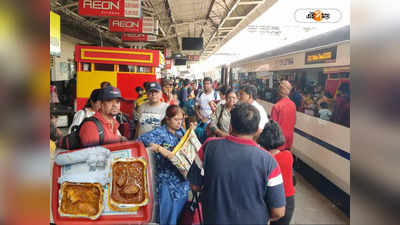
[135,82,169,138]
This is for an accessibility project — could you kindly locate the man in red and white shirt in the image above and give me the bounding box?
[79,86,127,147]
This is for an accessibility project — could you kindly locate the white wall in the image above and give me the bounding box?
[51,35,89,81]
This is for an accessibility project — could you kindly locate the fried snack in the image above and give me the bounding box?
[110,159,148,207]
[59,182,103,220]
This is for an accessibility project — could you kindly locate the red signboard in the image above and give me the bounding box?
[109,17,157,34]
[165,59,172,69]
[78,0,141,18]
[187,55,199,61]
[109,18,142,33]
[121,33,156,42]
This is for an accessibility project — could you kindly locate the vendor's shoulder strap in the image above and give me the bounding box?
[217,104,225,127]
[80,117,104,145]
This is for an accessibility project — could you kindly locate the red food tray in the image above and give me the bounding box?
[51,141,153,225]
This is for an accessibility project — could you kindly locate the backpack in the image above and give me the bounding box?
[178,87,186,107]
[57,117,104,150]
[197,90,218,101]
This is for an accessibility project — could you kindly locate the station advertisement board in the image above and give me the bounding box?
[50,11,61,56]
[109,17,157,34]
[305,46,337,64]
[187,55,199,61]
[78,0,141,18]
[122,33,156,42]
[165,59,172,69]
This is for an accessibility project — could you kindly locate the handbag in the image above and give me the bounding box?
[205,104,225,137]
[179,190,203,225]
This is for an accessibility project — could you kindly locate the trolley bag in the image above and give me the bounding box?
[57,117,104,150]
[179,190,203,225]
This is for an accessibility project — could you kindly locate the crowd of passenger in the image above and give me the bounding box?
[248,79,350,127]
[51,77,300,225]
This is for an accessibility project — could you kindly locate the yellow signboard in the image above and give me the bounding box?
[50,11,61,56]
[305,46,337,64]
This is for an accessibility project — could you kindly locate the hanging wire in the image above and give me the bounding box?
[98,29,103,46]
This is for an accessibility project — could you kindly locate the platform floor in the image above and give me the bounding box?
[291,172,349,224]
[55,127,349,224]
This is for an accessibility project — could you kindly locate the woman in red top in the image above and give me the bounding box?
[258,120,295,225]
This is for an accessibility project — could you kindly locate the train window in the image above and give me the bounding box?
[329,72,349,79]
[119,65,135,72]
[137,66,152,73]
[94,63,114,71]
[81,63,91,72]
[341,72,350,78]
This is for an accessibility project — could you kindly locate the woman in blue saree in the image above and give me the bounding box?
[138,105,189,225]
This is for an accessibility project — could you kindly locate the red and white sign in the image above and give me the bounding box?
[122,33,156,42]
[187,55,200,61]
[109,18,141,33]
[78,0,141,18]
[165,59,172,69]
[142,17,158,35]
[109,17,158,34]
[165,48,171,58]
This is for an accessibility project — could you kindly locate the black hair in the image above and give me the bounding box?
[203,77,212,83]
[320,102,328,109]
[257,120,286,150]
[135,86,144,93]
[161,78,173,87]
[143,82,151,91]
[183,79,190,86]
[218,85,229,95]
[100,81,111,88]
[230,103,260,135]
[324,92,333,98]
[224,88,236,97]
[84,89,101,108]
[240,84,257,100]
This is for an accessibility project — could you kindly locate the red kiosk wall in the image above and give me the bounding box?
[117,73,156,100]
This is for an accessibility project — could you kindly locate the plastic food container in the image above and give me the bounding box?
[51,141,154,225]
[58,182,104,220]
[109,157,149,210]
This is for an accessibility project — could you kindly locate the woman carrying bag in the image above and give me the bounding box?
[207,89,238,137]
[138,105,194,225]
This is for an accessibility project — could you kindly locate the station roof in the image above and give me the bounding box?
[50,0,278,60]
[231,25,350,66]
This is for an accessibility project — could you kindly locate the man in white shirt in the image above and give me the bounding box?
[239,84,269,138]
[195,77,220,122]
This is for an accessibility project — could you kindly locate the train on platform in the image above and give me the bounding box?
[224,26,350,203]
